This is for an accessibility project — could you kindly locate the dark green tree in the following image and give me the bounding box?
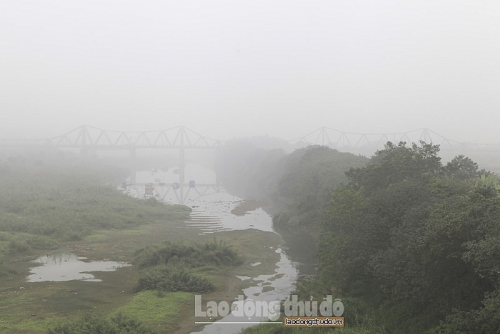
[319,141,500,332]
[443,155,479,180]
[345,141,441,194]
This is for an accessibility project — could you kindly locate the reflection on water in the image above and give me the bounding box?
[27,251,131,282]
[124,164,221,206]
[124,165,276,234]
[186,193,275,234]
[126,164,299,334]
[274,225,318,275]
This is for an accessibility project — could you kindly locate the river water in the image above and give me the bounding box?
[126,164,299,334]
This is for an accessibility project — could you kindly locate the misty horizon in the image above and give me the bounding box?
[1,1,499,143]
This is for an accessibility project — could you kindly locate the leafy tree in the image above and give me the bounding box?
[275,146,368,235]
[320,142,441,294]
[345,141,441,194]
[319,186,373,296]
[443,155,479,180]
[474,173,500,192]
[318,141,500,332]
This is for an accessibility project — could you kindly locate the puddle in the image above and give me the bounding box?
[27,251,131,282]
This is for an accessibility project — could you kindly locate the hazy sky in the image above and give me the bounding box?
[1,1,499,143]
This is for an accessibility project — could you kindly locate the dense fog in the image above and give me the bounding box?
[1,2,500,334]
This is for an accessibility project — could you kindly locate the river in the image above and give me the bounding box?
[125,164,299,334]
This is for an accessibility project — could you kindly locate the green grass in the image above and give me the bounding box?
[134,266,216,293]
[134,238,244,269]
[240,324,375,334]
[47,312,158,334]
[0,158,288,333]
[0,162,191,243]
[113,291,192,332]
[0,226,284,334]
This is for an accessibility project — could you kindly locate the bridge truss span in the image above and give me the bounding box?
[45,125,222,150]
[289,127,500,154]
[2,125,500,156]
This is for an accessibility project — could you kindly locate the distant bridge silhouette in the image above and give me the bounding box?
[2,125,499,203]
[0,125,221,151]
[0,125,223,202]
[288,127,500,154]
[1,125,499,154]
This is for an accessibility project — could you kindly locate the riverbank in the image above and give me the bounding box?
[0,207,285,334]
[0,159,291,333]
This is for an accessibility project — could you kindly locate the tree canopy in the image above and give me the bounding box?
[318,141,500,333]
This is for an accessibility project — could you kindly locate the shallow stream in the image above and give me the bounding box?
[26,163,300,333]
[128,164,299,333]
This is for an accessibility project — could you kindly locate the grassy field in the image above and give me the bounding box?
[0,223,283,333]
[0,156,285,333]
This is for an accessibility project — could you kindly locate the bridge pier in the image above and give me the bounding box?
[179,149,185,203]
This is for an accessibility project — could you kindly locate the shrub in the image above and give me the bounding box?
[47,312,157,334]
[134,239,243,269]
[26,235,59,250]
[7,240,30,255]
[134,266,215,294]
[0,262,16,278]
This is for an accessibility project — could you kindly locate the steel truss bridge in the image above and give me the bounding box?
[0,125,499,154]
[0,125,221,153]
[2,125,500,203]
[289,127,500,154]
[0,125,223,204]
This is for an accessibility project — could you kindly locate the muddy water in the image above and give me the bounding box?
[27,251,131,282]
[126,164,298,333]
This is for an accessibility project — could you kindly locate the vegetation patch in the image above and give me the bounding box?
[0,151,286,334]
[317,143,500,332]
[134,266,215,293]
[48,312,157,334]
[228,141,500,333]
[134,238,243,269]
[134,239,243,295]
[113,291,192,332]
[0,162,191,243]
[0,262,16,278]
